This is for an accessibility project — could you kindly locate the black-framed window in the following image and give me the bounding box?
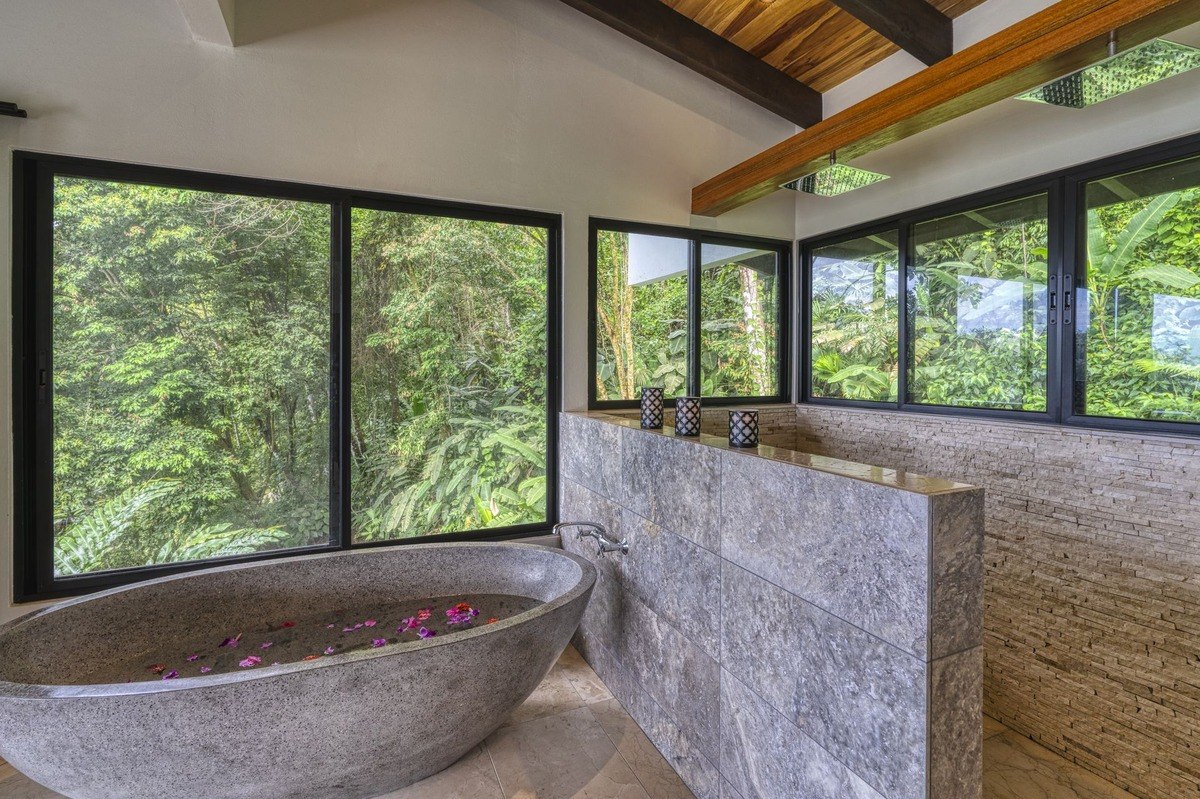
[801,130,1200,437]
[588,218,791,408]
[13,152,561,601]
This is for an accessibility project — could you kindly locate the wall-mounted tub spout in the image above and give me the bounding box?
[553,521,629,556]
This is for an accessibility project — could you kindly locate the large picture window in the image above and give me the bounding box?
[801,131,1200,437]
[589,219,790,408]
[13,153,560,600]
[1078,155,1200,423]
[909,195,1049,411]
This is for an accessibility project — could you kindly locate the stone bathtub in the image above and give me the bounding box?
[0,542,595,799]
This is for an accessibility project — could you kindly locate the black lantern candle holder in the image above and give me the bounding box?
[640,387,664,429]
[674,396,701,437]
[728,409,759,448]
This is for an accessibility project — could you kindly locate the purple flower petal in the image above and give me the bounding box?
[324,646,336,655]
[417,627,436,639]
[162,670,179,680]
[185,654,200,662]
[364,619,377,628]
[371,638,387,648]
[219,633,243,649]
[260,642,273,650]
[238,656,262,668]
[199,666,213,674]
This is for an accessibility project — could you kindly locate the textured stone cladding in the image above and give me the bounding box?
[790,403,1200,799]
[559,412,985,799]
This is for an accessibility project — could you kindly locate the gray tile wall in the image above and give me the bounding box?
[558,412,985,799]
[788,403,1200,799]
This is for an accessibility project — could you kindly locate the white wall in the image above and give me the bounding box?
[798,2,1200,238]
[0,0,797,621]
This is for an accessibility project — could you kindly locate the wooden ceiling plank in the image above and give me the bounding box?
[827,0,953,65]
[558,0,823,127]
[691,0,1200,216]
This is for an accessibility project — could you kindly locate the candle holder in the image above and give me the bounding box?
[674,396,701,437]
[728,409,759,448]
[640,387,664,429]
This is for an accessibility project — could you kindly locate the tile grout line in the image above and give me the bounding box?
[583,701,657,799]
[721,666,896,799]
[482,742,505,798]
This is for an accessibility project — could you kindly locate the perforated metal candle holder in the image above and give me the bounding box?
[640,387,664,429]
[674,396,701,437]
[728,409,759,448]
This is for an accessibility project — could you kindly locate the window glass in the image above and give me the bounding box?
[699,243,780,397]
[593,230,690,399]
[910,195,1050,411]
[810,232,899,402]
[1079,156,1200,422]
[51,177,331,577]
[351,209,550,541]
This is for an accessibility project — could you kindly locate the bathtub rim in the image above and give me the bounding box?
[0,541,595,700]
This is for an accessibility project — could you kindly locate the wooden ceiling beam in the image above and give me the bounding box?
[828,0,953,65]
[692,0,1200,216]
[556,0,823,128]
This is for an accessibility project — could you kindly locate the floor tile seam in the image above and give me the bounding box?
[584,701,662,799]
[720,666,899,799]
[482,742,506,799]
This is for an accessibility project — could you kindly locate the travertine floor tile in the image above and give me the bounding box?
[559,644,614,704]
[487,705,651,799]
[501,659,588,727]
[984,732,1139,799]
[984,714,1007,740]
[589,698,696,799]
[375,746,502,799]
[0,772,61,799]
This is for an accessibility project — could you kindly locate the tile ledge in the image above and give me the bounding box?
[565,411,979,497]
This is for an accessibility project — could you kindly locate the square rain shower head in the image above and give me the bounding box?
[781,163,889,197]
[1016,38,1200,109]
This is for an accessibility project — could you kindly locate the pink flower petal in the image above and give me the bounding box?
[260,642,273,650]
[364,620,377,628]
[199,666,213,674]
[324,646,336,655]
[417,627,436,639]
[219,633,243,649]
[162,670,179,680]
[371,638,387,648]
[238,656,262,668]
[185,654,200,662]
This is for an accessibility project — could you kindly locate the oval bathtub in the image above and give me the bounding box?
[0,542,595,799]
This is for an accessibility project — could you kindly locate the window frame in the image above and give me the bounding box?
[587,217,792,410]
[799,130,1200,438]
[12,151,562,602]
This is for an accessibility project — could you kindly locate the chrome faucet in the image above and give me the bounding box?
[552,521,629,555]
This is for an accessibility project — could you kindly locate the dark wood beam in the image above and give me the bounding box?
[828,0,953,65]
[556,0,822,128]
[692,0,1200,216]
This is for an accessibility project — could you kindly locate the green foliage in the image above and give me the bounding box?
[809,185,1200,422]
[593,232,778,399]
[349,209,548,542]
[51,179,550,575]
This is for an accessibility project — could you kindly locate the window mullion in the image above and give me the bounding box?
[333,198,353,550]
[898,223,911,409]
[687,238,702,399]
